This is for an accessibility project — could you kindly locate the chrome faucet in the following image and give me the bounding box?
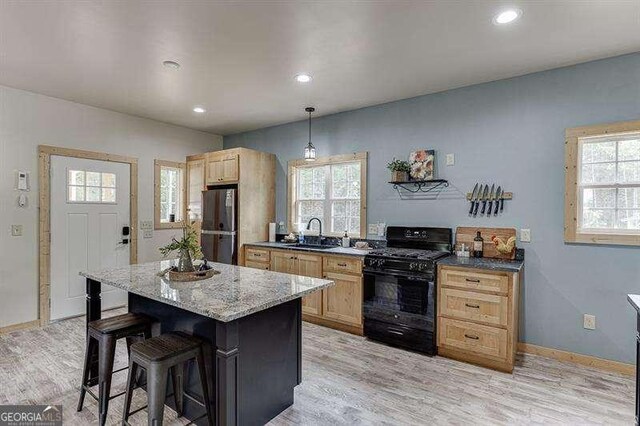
[306,217,323,242]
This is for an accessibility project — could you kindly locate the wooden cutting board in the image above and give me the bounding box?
[455,227,517,260]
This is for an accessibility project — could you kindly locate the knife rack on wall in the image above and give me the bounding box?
[466,183,513,217]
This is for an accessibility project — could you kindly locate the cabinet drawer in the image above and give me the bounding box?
[245,260,269,270]
[440,267,509,294]
[439,318,507,361]
[246,248,270,262]
[440,288,508,327]
[323,256,362,275]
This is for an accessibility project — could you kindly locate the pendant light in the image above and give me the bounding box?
[304,107,316,161]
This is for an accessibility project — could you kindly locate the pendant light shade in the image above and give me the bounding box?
[304,107,316,161]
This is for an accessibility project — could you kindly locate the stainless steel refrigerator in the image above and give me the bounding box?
[201,187,237,264]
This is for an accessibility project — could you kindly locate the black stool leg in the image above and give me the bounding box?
[98,335,117,426]
[148,363,168,426]
[77,336,97,412]
[196,348,214,426]
[122,358,138,424]
[171,363,184,416]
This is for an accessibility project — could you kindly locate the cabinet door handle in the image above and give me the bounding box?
[465,278,481,283]
[464,334,479,340]
[465,303,480,309]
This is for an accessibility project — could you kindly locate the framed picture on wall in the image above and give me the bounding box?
[409,150,435,181]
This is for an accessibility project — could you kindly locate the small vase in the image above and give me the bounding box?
[177,248,195,272]
[391,171,408,182]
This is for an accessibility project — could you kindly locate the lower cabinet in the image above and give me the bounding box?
[243,246,363,334]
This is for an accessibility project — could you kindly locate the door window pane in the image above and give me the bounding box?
[67,170,117,204]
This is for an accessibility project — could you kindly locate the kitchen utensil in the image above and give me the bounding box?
[468,183,479,215]
[494,186,502,215]
[480,184,490,215]
[500,188,505,212]
[487,184,495,216]
[473,184,483,216]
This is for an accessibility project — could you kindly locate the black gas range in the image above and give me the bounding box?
[363,226,452,355]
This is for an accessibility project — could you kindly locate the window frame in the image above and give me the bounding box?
[288,152,367,238]
[565,119,640,246]
[154,159,186,230]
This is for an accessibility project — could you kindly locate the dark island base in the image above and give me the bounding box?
[85,278,302,426]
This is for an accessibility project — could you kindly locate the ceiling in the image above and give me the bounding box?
[0,1,639,135]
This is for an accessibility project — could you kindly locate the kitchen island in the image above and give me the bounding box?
[80,260,334,426]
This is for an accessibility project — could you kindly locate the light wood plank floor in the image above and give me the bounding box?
[0,308,634,425]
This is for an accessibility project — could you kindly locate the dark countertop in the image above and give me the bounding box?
[628,294,640,313]
[438,255,524,273]
[245,241,369,257]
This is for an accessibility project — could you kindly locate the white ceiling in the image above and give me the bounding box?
[0,1,639,135]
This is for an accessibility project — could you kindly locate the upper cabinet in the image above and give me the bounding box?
[206,151,239,184]
[186,156,206,221]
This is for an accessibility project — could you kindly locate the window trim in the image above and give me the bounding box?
[288,152,367,238]
[154,159,186,230]
[565,119,640,246]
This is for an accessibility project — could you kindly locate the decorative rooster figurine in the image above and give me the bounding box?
[491,235,516,255]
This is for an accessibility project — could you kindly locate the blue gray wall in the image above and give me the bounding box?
[225,53,640,364]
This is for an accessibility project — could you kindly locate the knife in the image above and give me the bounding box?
[500,188,505,212]
[468,183,479,215]
[494,186,502,215]
[473,184,483,216]
[480,184,490,215]
[486,184,495,217]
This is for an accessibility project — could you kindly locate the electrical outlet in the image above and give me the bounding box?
[11,225,23,236]
[583,314,596,330]
[368,224,378,235]
[143,229,153,239]
[520,228,531,242]
[377,223,386,237]
[446,153,455,166]
[140,220,153,230]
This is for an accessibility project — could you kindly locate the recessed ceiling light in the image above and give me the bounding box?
[493,9,522,25]
[295,73,312,83]
[193,106,206,113]
[163,60,181,69]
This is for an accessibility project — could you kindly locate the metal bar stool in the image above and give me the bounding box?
[122,332,213,426]
[77,312,155,426]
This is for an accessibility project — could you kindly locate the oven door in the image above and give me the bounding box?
[362,269,436,353]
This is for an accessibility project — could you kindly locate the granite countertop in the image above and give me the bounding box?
[245,241,370,257]
[80,260,334,322]
[438,255,524,272]
[628,294,640,313]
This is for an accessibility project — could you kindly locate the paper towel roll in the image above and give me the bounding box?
[268,223,276,242]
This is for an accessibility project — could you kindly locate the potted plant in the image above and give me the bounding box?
[387,158,410,182]
[159,223,203,272]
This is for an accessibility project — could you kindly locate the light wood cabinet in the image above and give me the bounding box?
[322,271,363,326]
[244,260,269,270]
[247,246,363,333]
[437,264,521,373]
[206,152,239,184]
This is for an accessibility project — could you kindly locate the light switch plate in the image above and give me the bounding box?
[140,220,153,230]
[446,153,455,166]
[520,228,531,242]
[377,223,386,237]
[11,225,23,236]
[368,224,378,235]
[583,314,596,330]
[143,229,153,239]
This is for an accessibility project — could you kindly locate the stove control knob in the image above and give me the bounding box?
[377,259,385,268]
[409,262,417,271]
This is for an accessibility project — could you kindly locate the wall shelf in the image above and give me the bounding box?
[389,179,449,194]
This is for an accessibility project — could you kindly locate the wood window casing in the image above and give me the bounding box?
[154,159,186,230]
[565,119,640,246]
[288,152,367,238]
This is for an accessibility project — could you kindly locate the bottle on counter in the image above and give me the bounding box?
[473,231,484,258]
[342,230,351,248]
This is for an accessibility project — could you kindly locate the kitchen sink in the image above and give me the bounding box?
[293,243,337,250]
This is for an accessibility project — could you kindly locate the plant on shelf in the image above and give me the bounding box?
[387,158,411,182]
[159,222,203,272]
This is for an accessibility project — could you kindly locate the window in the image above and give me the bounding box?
[67,169,116,203]
[565,120,640,245]
[289,152,367,237]
[154,160,186,229]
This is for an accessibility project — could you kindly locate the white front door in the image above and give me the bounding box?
[50,156,130,320]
